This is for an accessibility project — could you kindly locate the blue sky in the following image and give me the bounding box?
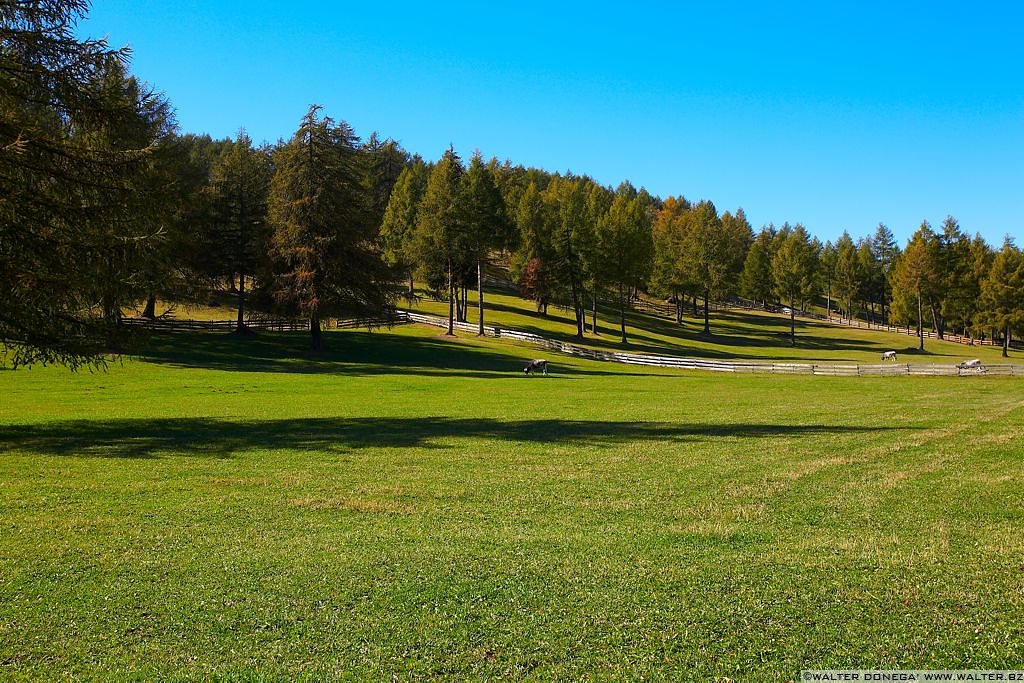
[82,1,1023,246]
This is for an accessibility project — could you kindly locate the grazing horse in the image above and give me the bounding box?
[957,358,984,371]
[881,350,898,361]
[524,359,549,375]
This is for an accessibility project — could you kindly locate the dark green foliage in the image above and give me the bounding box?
[1,3,169,366]
[206,130,273,330]
[269,105,395,350]
[413,147,469,334]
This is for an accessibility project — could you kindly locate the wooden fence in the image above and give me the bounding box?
[402,311,1023,378]
[634,295,1018,349]
[122,316,308,332]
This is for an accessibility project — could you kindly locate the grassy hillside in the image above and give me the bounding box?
[1,326,1022,679]
[406,288,1015,365]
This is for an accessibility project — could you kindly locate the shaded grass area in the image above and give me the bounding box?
[0,416,901,459]
[1,326,1023,679]
[411,288,1014,364]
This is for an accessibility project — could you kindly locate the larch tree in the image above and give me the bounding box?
[206,129,272,333]
[595,184,653,343]
[650,196,693,324]
[871,223,900,325]
[379,159,429,298]
[739,226,776,307]
[978,239,1024,357]
[1,1,164,366]
[682,200,744,335]
[832,232,861,323]
[463,151,510,335]
[414,147,468,335]
[546,176,592,338]
[269,105,394,351]
[514,181,556,315]
[890,223,941,351]
[771,225,817,346]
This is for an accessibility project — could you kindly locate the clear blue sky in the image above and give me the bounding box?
[81,1,1023,247]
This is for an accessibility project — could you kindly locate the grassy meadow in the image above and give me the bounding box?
[1,313,1023,679]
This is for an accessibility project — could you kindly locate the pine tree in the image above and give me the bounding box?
[269,105,394,350]
[414,147,469,335]
[207,130,272,332]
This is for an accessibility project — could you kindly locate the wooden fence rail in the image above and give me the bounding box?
[402,311,1022,379]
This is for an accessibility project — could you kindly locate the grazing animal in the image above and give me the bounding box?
[524,359,549,375]
[957,358,983,370]
[881,350,898,361]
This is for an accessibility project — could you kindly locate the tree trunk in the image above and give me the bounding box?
[930,302,944,340]
[826,285,831,321]
[675,290,682,325]
[702,291,710,335]
[310,313,323,351]
[619,283,627,344]
[570,280,583,339]
[790,298,796,346]
[142,293,157,319]
[236,273,246,332]
[477,260,485,335]
[916,287,924,351]
[446,259,454,335]
[408,272,415,300]
[1004,326,1010,358]
[592,291,598,335]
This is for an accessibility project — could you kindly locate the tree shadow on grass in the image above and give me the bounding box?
[0,417,907,459]
[135,331,684,379]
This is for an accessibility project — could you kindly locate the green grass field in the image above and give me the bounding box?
[2,317,1022,679]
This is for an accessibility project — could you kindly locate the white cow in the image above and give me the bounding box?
[881,350,898,361]
[957,358,984,371]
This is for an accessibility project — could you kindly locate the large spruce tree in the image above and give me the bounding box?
[269,105,394,351]
[1,1,161,366]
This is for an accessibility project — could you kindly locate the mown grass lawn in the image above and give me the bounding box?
[1,325,1022,680]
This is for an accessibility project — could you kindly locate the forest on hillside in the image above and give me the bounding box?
[4,1,1023,368]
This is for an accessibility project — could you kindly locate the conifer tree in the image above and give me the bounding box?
[1,1,161,366]
[414,147,468,335]
[772,225,817,345]
[833,232,861,323]
[464,151,510,335]
[269,105,394,351]
[379,158,428,298]
[207,130,272,332]
[595,184,653,343]
[978,239,1024,357]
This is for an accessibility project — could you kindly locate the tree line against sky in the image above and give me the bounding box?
[3,1,1023,368]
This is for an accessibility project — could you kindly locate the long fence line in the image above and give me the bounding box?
[400,311,1022,378]
[632,296,1016,349]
